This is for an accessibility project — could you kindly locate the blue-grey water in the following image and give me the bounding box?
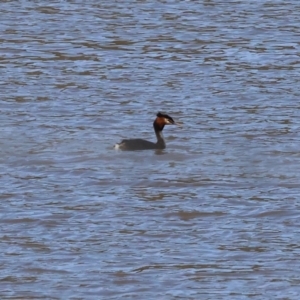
[1,1,300,299]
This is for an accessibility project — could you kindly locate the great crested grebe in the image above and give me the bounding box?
[114,112,176,151]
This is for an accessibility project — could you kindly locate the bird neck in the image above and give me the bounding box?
[153,122,166,148]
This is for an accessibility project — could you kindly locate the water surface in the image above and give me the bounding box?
[1,1,300,299]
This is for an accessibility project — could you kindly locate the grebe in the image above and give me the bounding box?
[114,112,176,151]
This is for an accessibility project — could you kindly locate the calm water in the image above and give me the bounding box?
[1,1,300,299]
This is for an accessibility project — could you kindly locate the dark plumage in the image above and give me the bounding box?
[114,112,176,151]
